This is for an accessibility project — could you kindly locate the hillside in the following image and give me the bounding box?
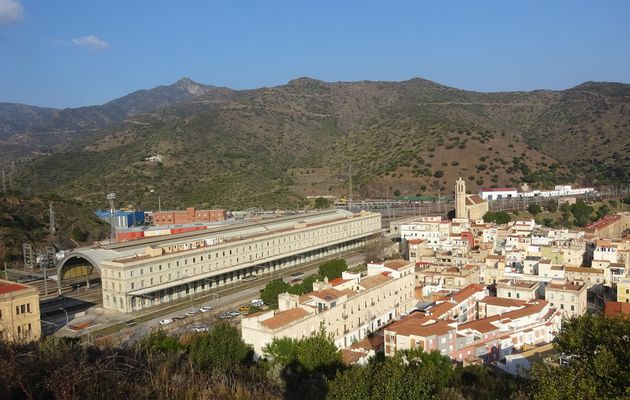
[0,78,237,165]
[8,77,630,210]
[0,194,110,265]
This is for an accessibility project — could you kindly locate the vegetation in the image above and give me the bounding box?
[483,211,511,224]
[527,204,542,215]
[11,79,630,208]
[0,313,626,399]
[529,314,630,400]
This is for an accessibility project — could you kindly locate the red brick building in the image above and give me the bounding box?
[152,207,226,226]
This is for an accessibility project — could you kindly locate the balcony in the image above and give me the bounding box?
[342,314,349,320]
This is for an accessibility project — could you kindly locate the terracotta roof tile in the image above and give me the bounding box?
[260,308,310,330]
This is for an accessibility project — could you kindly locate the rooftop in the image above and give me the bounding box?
[479,296,528,308]
[547,282,586,292]
[358,274,391,290]
[383,260,412,270]
[0,281,31,295]
[259,308,310,330]
[480,187,517,192]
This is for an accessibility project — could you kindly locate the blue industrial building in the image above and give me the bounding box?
[95,210,145,229]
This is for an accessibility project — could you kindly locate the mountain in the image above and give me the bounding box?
[0,78,237,164]
[7,77,630,210]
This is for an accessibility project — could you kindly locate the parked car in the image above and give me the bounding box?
[219,312,233,319]
[172,315,186,320]
[185,311,197,317]
[227,310,241,317]
[251,299,264,307]
[242,275,257,282]
[238,304,251,312]
[159,318,174,326]
[192,326,209,333]
[199,306,213,313]
[290,271,304,279]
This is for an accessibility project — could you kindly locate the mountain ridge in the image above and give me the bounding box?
[5,76,630,209]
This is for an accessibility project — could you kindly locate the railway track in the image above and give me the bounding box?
[85,249,365,341]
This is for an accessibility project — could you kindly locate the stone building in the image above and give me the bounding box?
[455,178,489,221]
[0,279,41,342]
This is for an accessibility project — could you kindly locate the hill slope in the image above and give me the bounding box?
[0,194,110,264]
[9,77,630,210]
[0,78,237,165]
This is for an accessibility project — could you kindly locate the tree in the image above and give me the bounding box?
[483,211,511,225]
[263,337,299,365]
[529,314,630,400]
[434,170,444,178]
[318,259,347,280]
[596,204,611,219]
[260,279,292,309]
[141,330,183,353]
[527,204,542,215]
[546,200,558,213]
[189,323,251,371]
[296,327,342,375]
[329,349,453,400]
[570,202,594,227]
[314,197,331,209]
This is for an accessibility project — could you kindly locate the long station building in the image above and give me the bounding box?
[57,210,381,313]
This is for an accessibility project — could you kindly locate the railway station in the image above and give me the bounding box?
[56,210,382,313]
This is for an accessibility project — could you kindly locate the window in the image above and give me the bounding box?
[26,303,30,313]
[20,304,25,314]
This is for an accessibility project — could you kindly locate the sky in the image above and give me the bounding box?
[1,0,629,108]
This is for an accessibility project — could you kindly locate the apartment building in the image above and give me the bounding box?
[422,284,488,323]
[415,264,480,291]
[496,279,541,300]
[545,282,587,318]
[95,210,381,313]
[385,297,561,364]
[241,260,416,356]
[0,279,41,342]
[564,266,604,289]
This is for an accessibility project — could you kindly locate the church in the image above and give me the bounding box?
[455,177,488,221]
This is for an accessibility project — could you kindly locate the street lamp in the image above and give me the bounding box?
[59,307,69,326]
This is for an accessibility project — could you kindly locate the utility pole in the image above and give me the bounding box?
[348,164,353,203]
[49,202,56,236]
[107,192,116,244]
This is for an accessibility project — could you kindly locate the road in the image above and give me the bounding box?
[52,250,366,345]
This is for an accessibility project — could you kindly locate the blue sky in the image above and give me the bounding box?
[1,0,629,108]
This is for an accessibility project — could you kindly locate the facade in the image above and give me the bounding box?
[99,210,381,313]
[152,207,227,226]
[545,282,587,318]
[617,278,630,303]
[496,280,540,300]
[241,260,416,356]
[564,266,604,289]
[479,187,518,201]
[455,178,489,221]
[0,279,41,342]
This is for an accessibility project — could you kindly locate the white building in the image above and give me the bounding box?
[58,210,381,313]
[479,187,518,201]
[241,260,416,356]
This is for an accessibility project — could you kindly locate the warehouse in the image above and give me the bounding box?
[57,210,381,313]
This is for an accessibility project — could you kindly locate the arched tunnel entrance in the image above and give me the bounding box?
[56,255,102,298]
